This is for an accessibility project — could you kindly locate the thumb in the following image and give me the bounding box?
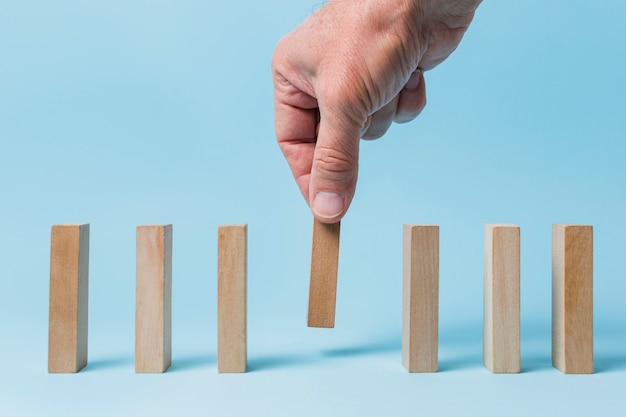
[309,105,362,223]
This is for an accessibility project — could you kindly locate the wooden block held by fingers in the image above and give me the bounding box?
[218,224,247,373]
[484,224,520,373]
[48,224,90,373]
[552,224,593,374]
[135,225,172,373]
[402,224,439,373]
[308,219,340,328]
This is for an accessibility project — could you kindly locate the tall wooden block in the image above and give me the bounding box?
[217,224,247,373]
[552,224,593,374]
[48,224,89,373]
[135,225,172,373]
[484,224,520,373]
[402,224,439,373]
[308,219,340,328]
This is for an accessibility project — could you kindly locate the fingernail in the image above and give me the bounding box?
[312,191,345,219]
[405,70,421,90]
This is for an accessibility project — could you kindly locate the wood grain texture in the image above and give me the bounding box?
[484,224,520,373]
[402,224,439,373]
[217,224,247,373]
[135,225,172,373]
[308,219,340,328]
[552,224,593,374]
[48,224,89,373]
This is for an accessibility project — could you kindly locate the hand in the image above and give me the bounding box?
[272,0,481,223]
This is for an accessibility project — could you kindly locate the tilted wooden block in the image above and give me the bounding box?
[552,224,593,374]
[135,225,172,373]
[308,219,340,328]
[217,225,247,373]
[484,224,520,373]
[402,224,439,373]
[48,224,90,373]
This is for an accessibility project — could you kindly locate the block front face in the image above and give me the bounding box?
[552,224,593,374]
[135,225,172,373]
[308,220,340,328]
[48,224,89,373]
[402,225,439,373]
[218,225,247,373]
[484,224,520,373]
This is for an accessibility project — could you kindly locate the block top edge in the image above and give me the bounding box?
[485,223,519,228]
[52,223,89,227]
[136,224,173,228]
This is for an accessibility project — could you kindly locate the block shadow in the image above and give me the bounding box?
[85,355,134,372]
[322,339,400,358]
[169,354,216,372]
[594,355,626,373]
[248,337,401,371]
[247,354,319,372]
[438,353,483,372]
[438,321,483,372]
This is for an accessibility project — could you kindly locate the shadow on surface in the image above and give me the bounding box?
[247,354,318,372]
[322,339,400,358]
[438,321,482,372]
[438,353,482,372]
[521,354,552,372]
[85,355,134,372]
[169,354,215,372]
[248,337,400,371]
[595,354,626,373]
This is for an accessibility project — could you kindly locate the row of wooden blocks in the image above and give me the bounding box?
[48,224,247,373]
[48,222,593,375]
[401,223,593,374]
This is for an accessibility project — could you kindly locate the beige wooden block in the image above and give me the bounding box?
[308,219,340,328]
[484,224,520,373]
[135,225,172,373]
[48,224,89,373]
[217,224,247,373]
[552,224,593,374]
[402,224,438,373]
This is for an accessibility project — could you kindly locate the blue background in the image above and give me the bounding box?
[1,1,625,415]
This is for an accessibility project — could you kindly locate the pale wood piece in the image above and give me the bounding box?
[402,224,439,373]
[217,225,247,373]
[484,224,520,373]
[552,224,593,374]
[135,225,172,373]
[48,224,89,373]
[308,219,340,328]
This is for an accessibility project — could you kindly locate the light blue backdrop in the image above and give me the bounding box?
[1,1,625,415]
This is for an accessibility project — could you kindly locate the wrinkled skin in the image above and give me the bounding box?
[273,0,482,223]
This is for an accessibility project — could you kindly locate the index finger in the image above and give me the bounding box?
[273,74,320,204]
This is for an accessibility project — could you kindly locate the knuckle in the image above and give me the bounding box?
[314,145,357,178]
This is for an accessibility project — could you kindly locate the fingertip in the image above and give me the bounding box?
[311,191,346,223]
[404,69,422,90]
[395,70,426,124]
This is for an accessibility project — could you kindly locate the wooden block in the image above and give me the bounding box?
[483,224,520,373]
[135,225,172,373]
[217,224,247,373]
[402,224,438,373]
[552,224,593,374]
[308,219,340,328]
[48,224,89,373]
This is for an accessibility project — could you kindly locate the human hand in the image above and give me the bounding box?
[272,0,481,223]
